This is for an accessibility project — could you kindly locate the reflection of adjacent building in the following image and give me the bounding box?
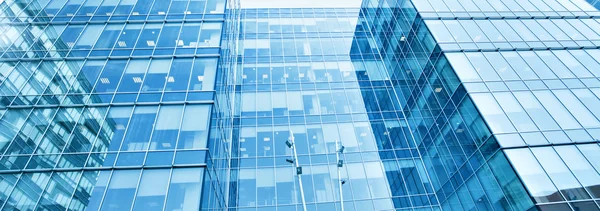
[228,7,436,210]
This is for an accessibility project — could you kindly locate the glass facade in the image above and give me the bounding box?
[359,0,600,210]
[1,0,600,210]
[0,0,231,210]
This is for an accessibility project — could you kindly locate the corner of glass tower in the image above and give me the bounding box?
[2,0,600,210]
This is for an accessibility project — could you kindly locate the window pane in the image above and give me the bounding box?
[531,147,591,201]
[165,58,193,91]
[178,105,211,149]
[555,146,600,198]
[141,59,171,92]
[189,58,217,91]
[150,105,184,150]
[165,168,204,211]
[100,170,142,211]
[505,149,563,203]
[132,169,171,211]
[121,106,158,151]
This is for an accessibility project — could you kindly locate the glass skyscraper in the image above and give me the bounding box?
[1,0,600,210]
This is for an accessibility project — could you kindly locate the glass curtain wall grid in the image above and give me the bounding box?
[360,0,600,210]
[0,0,234,210]
[227,7,439,211]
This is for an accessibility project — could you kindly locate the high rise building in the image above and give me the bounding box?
[0,0,600,210]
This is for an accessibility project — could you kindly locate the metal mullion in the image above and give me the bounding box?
[132,0,158,19]
[129,21,162,55]
[0,106,37,156]
[108,20,148,56]
[96,0,123,18]
[104,21,130,56]
[114,103,160,152]
[14,59,64,100]
[68,104,110,155]
[182,54,198,95]
[119,57,152,102]
[0,60,26,96]
[56,0,88,22]
[2,107,61,158]
[92,22,126,53]
[82,58,117,103]
[3,106,61,164]
[159,167,176,210]
[94,169,116,211]
[20,23,68,57]
[130,166,175,211]
[34,107,84,158]
[137,103,165,152]
[103,102,136,154]
[43,23,87,59]
[66,23,109,58]
[2,23,46,54]
[18,23,56,58]
[28,0,58,22]
[549,145,600,208]
[0,23,37,58]
[80,0,106,21]
[181,0,193,19]
[46,0,71,21]
[517,148,576,210]
[62,168,91,210]
[31,169,84,211]
[0,172,24,210]
[104,58,132,102]
[149,0,175,21]
[57,58,104,104]
[7,169,53,210]
[49,106,89,159]
[82,21,113,55]
[125,167,146,211]
[60,59,95,96]
[0,1,21,17]
[156,57,174,101]
[171,103,192,150]
[169,20,186,51]
[25,106,74,160]
[148,21,166,56]
[61,104,112,156]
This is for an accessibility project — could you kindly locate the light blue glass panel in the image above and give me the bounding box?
[511,91,560,131]
[117,59,149,92]
[74,24,104,49]
[164,168,204,211]
[505,149,563,203]
[445,53,481,82]
[94,24,124,49]
[531,147,591,201]
[470,93,516,133]
[5,172,52,210]
[178,105,210,149]
[492,92,538,132]
[150,105,184,150]
[554,145,600,198]
[121,106,158,151]
[141,59,171,92]
[135,23,162,48]
[532,90,582,130]
[132,169,171,211]
[165,58,193,91]
[189,58,217,91]
[100,170,142,211]
[552,90,600,128]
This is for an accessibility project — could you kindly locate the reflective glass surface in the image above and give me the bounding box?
[0,0,230,210]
